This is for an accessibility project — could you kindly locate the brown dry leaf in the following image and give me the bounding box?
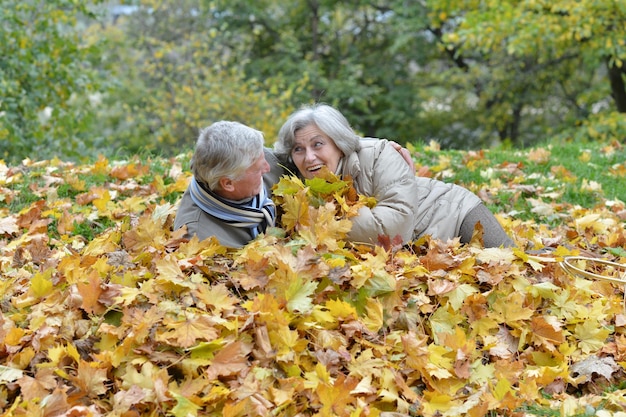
[421,240,460,271]
[17,370,57,402]
[206,341,253,380]
[527,147,551,164]
[69,359,109,397]
[530,315,565,346]
[0,214,19,235]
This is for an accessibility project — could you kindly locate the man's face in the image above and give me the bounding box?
[222,152,271,200]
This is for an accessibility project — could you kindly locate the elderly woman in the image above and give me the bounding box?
[274,103,515,248]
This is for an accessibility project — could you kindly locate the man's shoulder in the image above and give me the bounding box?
[174,192,250,248]
[174,189,202,229]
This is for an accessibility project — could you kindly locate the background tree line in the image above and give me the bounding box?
[1,0,625,164]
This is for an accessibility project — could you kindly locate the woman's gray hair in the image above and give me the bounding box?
[275,103,361,158]
[191,121,265,190]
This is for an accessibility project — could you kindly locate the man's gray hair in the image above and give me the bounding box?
[275,103,361,158]
[191,121,265,190]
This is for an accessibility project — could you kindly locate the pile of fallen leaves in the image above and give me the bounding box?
[1,152,626,417]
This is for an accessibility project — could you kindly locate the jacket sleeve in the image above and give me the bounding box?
[347,141,421,245]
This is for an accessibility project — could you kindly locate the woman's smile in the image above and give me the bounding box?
[291,124,343,179]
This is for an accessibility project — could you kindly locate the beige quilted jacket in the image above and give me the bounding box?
[342,138,482,245]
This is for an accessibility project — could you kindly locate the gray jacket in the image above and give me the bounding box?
[173,149,284,248]
[343,138,482,245]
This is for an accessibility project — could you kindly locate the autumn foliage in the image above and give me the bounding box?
[1,151,626,417]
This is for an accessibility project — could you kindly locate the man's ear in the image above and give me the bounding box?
[218,177,235,192]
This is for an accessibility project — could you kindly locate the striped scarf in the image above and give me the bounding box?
[189,177,276,239]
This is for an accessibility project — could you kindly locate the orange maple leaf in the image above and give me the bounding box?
[76,269,105,315]
[315,373,359,416]
[69,359,109,397]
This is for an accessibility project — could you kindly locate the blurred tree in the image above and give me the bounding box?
[93,0,300,154]
[211,0,435,144]
[0,0,106,163]
[429,0,626,145]
[9,0,619,162]
[211,0,625,147]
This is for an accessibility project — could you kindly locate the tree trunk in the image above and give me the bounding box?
[607,59,626,113]
[308,0,323,101]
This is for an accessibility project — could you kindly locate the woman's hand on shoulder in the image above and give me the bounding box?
[388,141,415,173]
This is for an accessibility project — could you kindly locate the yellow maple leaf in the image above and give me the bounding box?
[118,195,147,214]
[154,255,195,293]
[315,373,359,416]
[91,156,109,175]
[446,284,478,311]
[176,234,226,259]
[308,202,352,249]
[285,275,317,314]
[170,393,201,417]
[193,283,238,313]
[492,377,514,401]
[362,298,383,333]
[29,268,54,298]
[429,306,464,343]
[574,319,611,354]
[350,247,389,288]
[426,344,454,379]
[490,291,534,324]
[280,190,311,232]
[122,212,168,253]
[269,325,301,361]
[325,299,358,321]
[92,188,112,214]
[421,391,453,415]
[575,212,615,234]
[167,175,192,194]
[158,313,220,348]
[82,230,122,256]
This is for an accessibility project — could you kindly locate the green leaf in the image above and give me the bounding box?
[286,276,317,313]
[171,393,201,417]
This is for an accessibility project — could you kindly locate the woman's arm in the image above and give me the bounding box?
[347,141,421,245]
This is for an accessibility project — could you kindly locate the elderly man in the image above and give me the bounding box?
[174,121,282,248]
[174,120,414,248]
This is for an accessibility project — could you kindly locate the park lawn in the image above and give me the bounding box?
[0,139,625,416]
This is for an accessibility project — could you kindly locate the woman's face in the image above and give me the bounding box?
[291,124,343,179]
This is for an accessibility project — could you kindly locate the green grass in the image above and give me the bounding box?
[408,139,625,223]
[2,138,623,246]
